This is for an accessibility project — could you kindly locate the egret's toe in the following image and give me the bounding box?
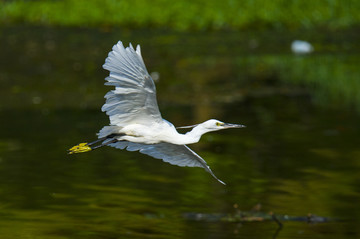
[68,143,92,154]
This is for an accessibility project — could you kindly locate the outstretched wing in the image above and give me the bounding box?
[102,41,162,126]
[109,141,225,185]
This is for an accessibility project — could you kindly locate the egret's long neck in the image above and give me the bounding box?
[178,124,209,145]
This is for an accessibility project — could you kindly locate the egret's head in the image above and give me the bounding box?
[201,119,245,131]
[176,119,246,133]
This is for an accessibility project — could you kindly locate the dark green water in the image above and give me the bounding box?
[0,26,360,238]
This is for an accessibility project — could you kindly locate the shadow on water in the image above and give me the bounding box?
[0,25,360,238]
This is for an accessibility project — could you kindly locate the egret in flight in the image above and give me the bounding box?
[69,41,245,185]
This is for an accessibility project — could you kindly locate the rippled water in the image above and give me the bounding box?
[0,25,359,238]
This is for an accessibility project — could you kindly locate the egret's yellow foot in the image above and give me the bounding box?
[68,143,92,154]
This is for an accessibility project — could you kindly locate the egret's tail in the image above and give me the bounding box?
[68,143,92,154]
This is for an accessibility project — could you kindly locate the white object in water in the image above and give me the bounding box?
[291,40,314,54]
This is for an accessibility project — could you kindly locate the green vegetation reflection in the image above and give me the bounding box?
[1,0,360,30]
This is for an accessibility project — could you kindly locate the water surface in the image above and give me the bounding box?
[0,25,359,238]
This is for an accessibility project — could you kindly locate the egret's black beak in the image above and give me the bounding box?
[176,124,199,129]
[223,123,246,128]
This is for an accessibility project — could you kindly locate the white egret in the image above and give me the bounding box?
[69,41,245,185]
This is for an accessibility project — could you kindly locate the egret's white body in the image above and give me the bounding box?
[69,41,245,185]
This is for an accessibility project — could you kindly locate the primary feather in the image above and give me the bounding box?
[102,42,162,126]
[109,141,225,185]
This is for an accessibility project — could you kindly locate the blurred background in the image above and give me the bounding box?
[0,0,360,238]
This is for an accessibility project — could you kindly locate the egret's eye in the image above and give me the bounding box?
[216,122,224,127]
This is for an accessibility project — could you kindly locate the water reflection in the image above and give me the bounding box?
[0,25,359,238]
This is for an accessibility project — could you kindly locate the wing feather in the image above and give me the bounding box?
[102,41,162,126]
[109,141,225,185]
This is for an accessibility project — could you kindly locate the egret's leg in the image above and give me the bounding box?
[87,133,123,146]
[68,133,123,154]
[90,138,118,150]
[86,137,106,146]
